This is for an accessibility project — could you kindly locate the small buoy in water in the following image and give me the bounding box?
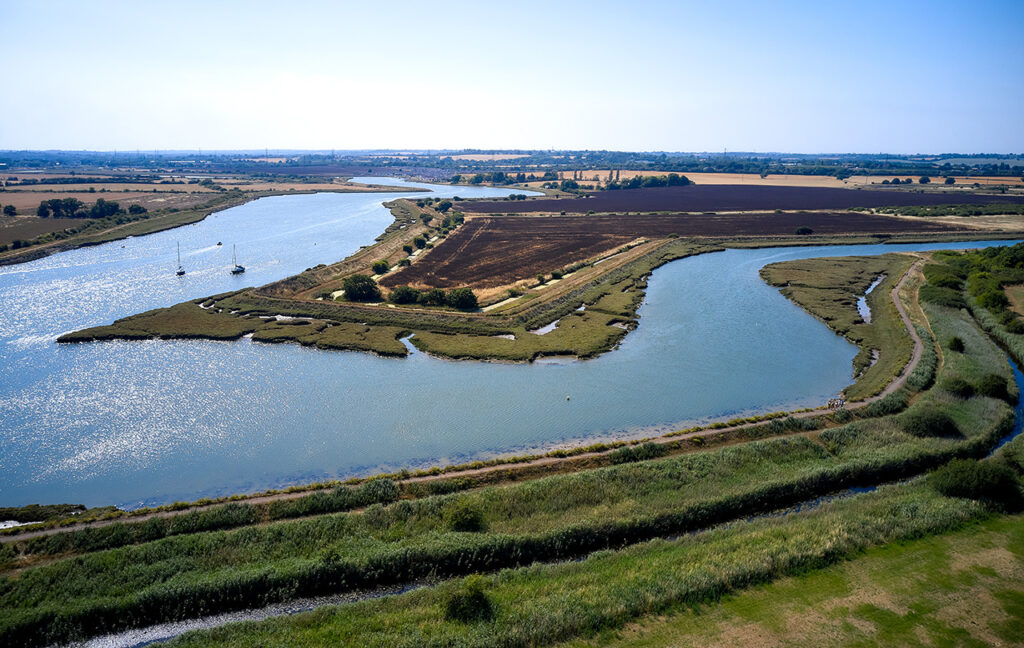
[566,395,570,401]
[217,242,222,246]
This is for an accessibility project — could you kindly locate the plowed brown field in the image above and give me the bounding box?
[381,212,968,289]
[460,184,1024,214]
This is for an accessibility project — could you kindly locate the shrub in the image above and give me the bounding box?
[942,377,975,399]
[948,336,965,353]
[402,244,414,255]
[1006,320,1024,334]
[978,290,1009,311]
[360,477,400,504]
[444,499,486,532]
[550,270,563,280]
[444,574,493,622]
[609,442,668,464]
[398,258,411,267]
[372,260,389,274]
[901,408,960,438]
[795,226,813,235]
[977,374,1013,402]
[929,459,1020,506]
[413,236,426,249]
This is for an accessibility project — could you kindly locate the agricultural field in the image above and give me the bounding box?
[383,213,966,290]
[0,215,86,245]
[461,184,1024,214]
[560,170,1024,188]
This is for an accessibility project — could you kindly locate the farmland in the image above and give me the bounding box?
[556,170,1024,188]
[460,184,1024,214]
[383,212,966,289]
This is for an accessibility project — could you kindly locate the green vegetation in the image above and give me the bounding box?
[929,459,1022,507]
[0,504,88,524]
[163,483,1014,648]
[3,297,1015,645]
[10,245,1024,646]
[760,254,915,399]
[341,274,382,302]
[604,173,691,190]
[562,514,1024,648]
[870,202,1024,217]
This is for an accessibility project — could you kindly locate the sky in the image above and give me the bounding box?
[1,0,1022,154]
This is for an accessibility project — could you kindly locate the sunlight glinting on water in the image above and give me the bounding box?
[0,179,1019,508]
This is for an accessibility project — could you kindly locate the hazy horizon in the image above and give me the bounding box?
[2,0,1022,153]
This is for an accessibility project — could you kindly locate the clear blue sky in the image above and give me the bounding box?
[1,0,1021,153]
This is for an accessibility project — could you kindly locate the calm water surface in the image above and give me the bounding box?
[0,181,1017,507]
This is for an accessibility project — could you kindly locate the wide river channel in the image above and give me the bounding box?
[0,178,1018,508]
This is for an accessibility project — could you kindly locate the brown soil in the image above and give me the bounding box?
[383,213,964,289]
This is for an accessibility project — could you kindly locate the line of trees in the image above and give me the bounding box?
[388,284,478,310]
[604,173,692,190]
[35,198,147,219]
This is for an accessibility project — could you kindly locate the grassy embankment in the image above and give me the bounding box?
[761,254,915,400]
[565,512,1024,648]
[3,285,1019,645]
[159,493,1022,648]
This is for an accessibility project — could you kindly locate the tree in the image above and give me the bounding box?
[371,260,389,274]
[420,288,447,306]
[128,204,148,215]
[388,285,421,304]
[446,287,478,311]
[795,226,813,235]
[449,174,462,183]
[436,200,452,213]
[413,236,426,249]
[919,176,931,184]
[2,205,14,216]
[944,176,956,185]
[402,244,413,255]
[37,203,50,218]
[342,274,382,302]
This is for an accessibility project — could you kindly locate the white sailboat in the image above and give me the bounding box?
[230,244,245,275]
[175,242,185,276]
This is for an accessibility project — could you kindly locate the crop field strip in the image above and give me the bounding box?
[5,263,1022,646]
[460,184,1024,214]
[384,213,966,289]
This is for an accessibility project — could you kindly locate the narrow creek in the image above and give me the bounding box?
[856,274,885,324]
[67,352,1024,648]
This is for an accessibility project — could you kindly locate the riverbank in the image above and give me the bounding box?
[3,253,931,539]
[0,183,422,267]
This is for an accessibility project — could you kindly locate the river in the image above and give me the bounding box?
[0,180,1018,508]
